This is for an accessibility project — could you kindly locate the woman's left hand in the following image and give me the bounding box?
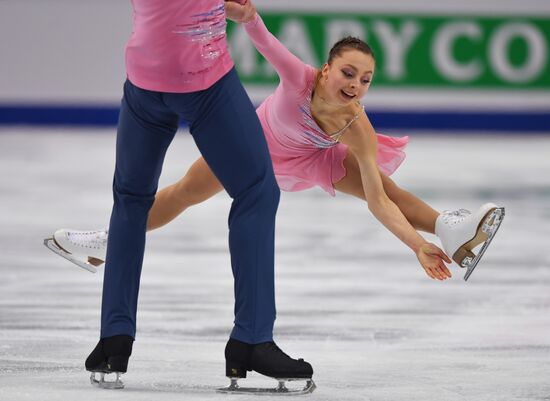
[416,243,452,280]
[224,0,257,24]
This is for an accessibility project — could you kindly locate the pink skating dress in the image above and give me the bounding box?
[245,15,409,196]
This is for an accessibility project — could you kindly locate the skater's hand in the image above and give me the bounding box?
[416,243,452,280]
[225,0,257,24]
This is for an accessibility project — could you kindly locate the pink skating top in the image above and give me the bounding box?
[126,0,234,93]
[245,15,409,196]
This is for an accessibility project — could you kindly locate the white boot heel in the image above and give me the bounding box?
[436,204,505,281]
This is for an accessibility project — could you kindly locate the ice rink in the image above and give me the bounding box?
[1,128,549,401]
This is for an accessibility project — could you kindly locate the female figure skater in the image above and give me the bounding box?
[48,0,503,283]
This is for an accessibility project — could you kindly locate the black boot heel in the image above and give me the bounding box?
[226,360,247,378]
[106,355,129,373]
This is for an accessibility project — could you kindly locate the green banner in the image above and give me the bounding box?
[227,14,550,89]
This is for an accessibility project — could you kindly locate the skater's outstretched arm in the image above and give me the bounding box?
[339,113,452,280]
[225,0,312,92]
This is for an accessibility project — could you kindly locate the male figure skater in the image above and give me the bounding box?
[84,0,313,393]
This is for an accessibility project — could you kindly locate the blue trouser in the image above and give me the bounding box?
[100,68,279,344]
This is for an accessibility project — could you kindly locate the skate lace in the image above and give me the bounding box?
[67,229,108,250]
[441,209,471,227]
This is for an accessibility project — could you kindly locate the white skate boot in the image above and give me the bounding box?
[43,229,108,273]
[435,203,505,281]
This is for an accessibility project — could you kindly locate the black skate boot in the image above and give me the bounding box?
[218,338,316,395]
[85,335,133,389]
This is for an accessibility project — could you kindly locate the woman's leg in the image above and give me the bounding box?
[333,152,439,233]
[146,156,224,231]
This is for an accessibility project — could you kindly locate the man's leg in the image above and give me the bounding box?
[165,69,278,344]
[101,80,178,339]
[163,69,313,388]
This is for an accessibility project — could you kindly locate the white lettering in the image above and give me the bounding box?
[433,22,483,82]
[227,25,257,76]
[277,19,319,67]
[374,20,421,79]
[489,23,547,83]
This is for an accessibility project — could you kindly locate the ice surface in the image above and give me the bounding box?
[1,128,549,401]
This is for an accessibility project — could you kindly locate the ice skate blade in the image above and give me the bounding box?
[90,372,124,389]
[458,207,505,281]
[216,378,316,395]
[43,238,97,273]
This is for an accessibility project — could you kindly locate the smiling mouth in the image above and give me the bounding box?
[340,90,356,100]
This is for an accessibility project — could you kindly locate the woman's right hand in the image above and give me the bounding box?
[224,0,257,24]
[416,243,452,280]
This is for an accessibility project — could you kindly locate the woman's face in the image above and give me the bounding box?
[321,49,375,106]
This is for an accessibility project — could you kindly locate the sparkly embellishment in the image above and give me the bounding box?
[441,209,471,227]
[173,3,227,61]
[296,89,364,149]
[330,110,361,142]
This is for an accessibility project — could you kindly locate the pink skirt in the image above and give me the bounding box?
[265,130,409,197]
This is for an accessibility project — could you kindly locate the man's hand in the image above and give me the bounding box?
[416,243,452,280]
[225,0,257,24]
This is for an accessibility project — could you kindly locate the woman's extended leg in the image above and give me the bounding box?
[48,156,223,271]
[147,156,223,231]
[333,152,439,233]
